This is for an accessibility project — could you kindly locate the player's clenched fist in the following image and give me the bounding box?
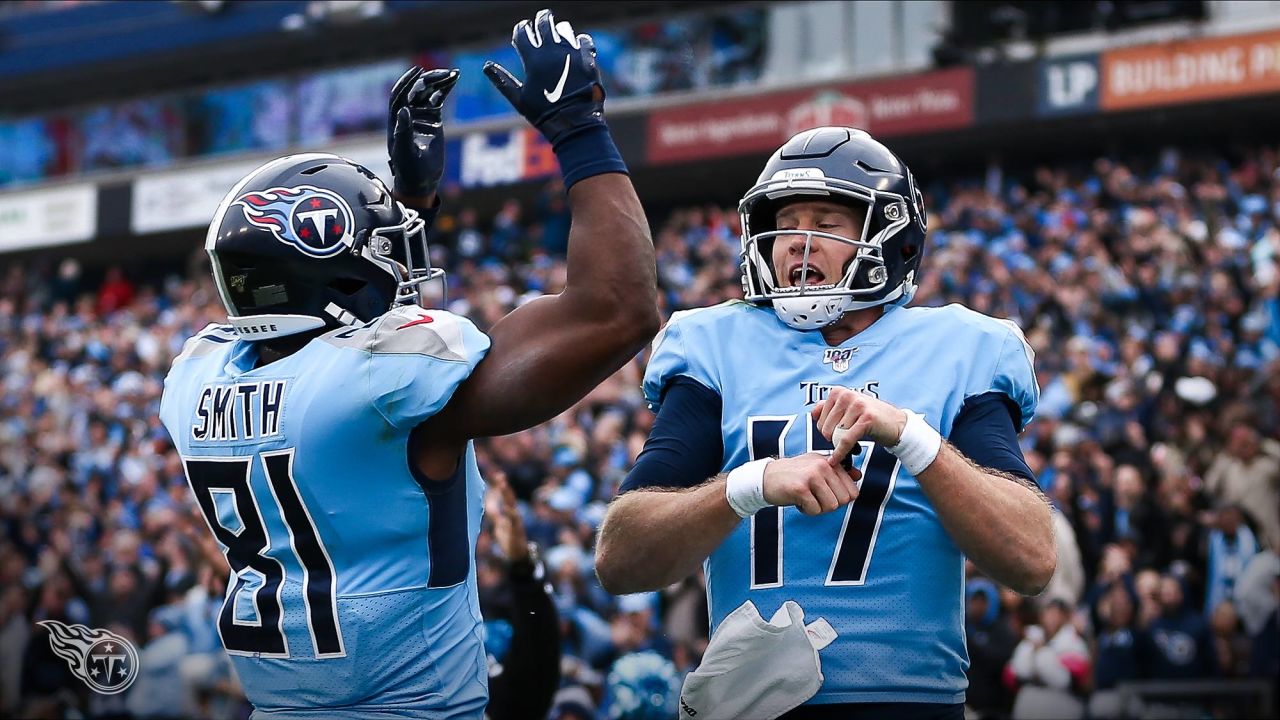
[812,387,909,467]
[762,453,860,516]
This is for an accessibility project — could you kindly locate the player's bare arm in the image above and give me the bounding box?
[596,455,860,594]
[413,10,659,478]
[813,386,1056,595]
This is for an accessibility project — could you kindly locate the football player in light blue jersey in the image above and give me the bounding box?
[596,127,1057,720]
[160,10,659,718]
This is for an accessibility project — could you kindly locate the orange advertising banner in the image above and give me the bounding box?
[1101,28,1280,110]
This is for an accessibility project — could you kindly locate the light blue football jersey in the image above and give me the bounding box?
[643,300,1038,705]
[159,305,491,719]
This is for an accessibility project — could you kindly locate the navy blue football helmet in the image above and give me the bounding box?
[739,127,927,330]
[206,153,441,340]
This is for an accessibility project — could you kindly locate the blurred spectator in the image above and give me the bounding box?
[1204,503,1259,617]
[1106,464,1169,568]
[479,472,561,720]
[1205,424,1280,550]
[965,578,1017,719]
[490,199,525,262]
[1247,567,1279,693]
[1089,582,1146,718]
[1148,574,1217,679]
[537,179,572,257]
[49,258,83,307]
[96,266,136,316]
[1236,548,1280,637]
[1209,599,1252,677]
[599,650,681,720]
[1009,599,1089,720]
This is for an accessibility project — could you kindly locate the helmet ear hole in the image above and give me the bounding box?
[327,277,368,296]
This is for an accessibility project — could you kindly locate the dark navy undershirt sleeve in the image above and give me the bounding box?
[949,391,1035,482]
[619,377,724,495]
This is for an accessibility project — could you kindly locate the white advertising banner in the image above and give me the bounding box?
[0,184,97,253]
[131,142,390,235]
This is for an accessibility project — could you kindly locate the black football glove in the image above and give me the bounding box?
[483,9,604,146]
[387,66,459,200]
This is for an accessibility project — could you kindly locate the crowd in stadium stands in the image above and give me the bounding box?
[2,145,1280,719]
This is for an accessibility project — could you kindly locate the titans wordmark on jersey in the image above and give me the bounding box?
[160,306,491,719]
[643,300,1037,705]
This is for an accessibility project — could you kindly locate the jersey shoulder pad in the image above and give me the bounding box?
[341,307,492,430]
[170,323,237,367]
[929,304,1038,430]
[642,302,749,411]
[321,306,489,364]
[913,303,1013,335]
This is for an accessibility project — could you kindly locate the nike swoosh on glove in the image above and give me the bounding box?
[387,66,459,200]
[482,8,605,147]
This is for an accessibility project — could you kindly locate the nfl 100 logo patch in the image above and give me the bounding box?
[822,348,855,373]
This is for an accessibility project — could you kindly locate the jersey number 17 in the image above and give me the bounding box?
[747,415,901,588]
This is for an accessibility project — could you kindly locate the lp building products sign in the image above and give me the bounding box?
[646,68,974,165]
[1101,28,1280,110]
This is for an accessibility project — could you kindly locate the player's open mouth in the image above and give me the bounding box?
[788,263,826,287]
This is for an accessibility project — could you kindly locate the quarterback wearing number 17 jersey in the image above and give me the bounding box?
[636,299,1037,704]
[160,305,491,717]
[612,127,1043,711]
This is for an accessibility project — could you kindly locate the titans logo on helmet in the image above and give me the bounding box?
[234,185,356,258]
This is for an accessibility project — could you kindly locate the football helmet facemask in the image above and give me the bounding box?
[739,127,927,330]
[206,153,443,341]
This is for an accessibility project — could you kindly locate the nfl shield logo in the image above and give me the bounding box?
[822,348,855,373]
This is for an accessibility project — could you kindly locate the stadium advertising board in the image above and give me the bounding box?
[0,183,96,253]
[132,160,265,235]
[645,68,974,165]
[458,127,557,188]
[1101,28,1280,111]
[132,142,399,234]
[1038,54,1101,116]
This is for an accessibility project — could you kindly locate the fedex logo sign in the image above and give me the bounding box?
[459,128,557,188]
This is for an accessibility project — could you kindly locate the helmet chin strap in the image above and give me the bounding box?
[323,302,360,327]
[771,295,855,331]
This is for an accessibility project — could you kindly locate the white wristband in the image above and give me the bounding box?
[726,458,773,518]
[886,410,941,476]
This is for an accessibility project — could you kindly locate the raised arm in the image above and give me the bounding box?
[434,170,656,437]
[414,10,658,475]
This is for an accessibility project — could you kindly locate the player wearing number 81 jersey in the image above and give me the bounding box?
[161,9,661,716]
[596,127,1057,717]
